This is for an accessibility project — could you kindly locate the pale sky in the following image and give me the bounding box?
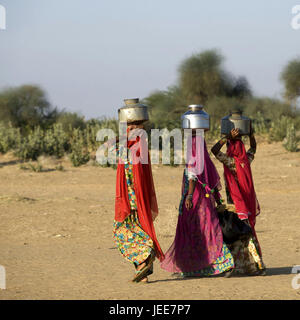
[0,0,299,119]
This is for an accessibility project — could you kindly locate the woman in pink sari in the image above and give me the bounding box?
[160,130,234,277]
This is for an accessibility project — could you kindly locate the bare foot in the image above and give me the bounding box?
[140,277,148,283]
[136,262,146,271]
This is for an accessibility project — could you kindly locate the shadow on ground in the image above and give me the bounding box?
[0,160,23,167]
[149,267,294,284]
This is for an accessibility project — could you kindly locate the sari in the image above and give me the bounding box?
[160,135,234,276]
[216,139,266,274]
[113,130,164,266]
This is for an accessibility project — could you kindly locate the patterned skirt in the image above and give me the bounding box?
[113,211,154,266]
[181,243,234,277]
[227,235,266,274]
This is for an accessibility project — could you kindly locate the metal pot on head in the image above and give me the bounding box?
[118,98,149,123]
[181,105,210,130]
[221,110,251,136]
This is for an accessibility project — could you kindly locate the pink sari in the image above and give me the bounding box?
[160,136,224,273]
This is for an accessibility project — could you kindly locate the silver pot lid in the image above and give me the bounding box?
[122,98,147,109]
[222,109,250,121]
[181,104,210,130]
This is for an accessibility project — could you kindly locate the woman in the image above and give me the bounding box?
[160,130,234,277]
[211,127,266,276]
[108,121,164,283]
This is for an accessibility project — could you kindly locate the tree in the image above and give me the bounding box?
[178,50,225,104]
[178,49,251,104]
[143,86,185,129]
[0,85,58,130]
[229,76,252,100]
[280,58,300,108]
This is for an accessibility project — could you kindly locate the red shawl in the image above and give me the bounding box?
[223,139,260,230]
[114,136,164,262]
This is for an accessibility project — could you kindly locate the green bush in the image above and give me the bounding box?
[0,123,21,153]
[69,128,90,167]
[283,123,298,152]
[44,123,69,158]
[252,111,268,135]
[268,116,294,142]
[15,126,44,160]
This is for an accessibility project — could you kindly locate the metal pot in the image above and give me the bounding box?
[118,98,149,123]
[221,110,251,136]
[181,105,210,130]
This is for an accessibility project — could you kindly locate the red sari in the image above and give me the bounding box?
[224,139,261,254]
[115,137,164,262]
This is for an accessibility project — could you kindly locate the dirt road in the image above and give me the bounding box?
[0,141,300,299]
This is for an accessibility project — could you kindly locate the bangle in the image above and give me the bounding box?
[220,137,227,145]
[187,194,193,199]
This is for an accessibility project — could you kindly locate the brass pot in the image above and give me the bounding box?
[118,98,149,123]
[221,110,251,136]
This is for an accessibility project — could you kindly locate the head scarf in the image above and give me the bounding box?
[186,133,221,192]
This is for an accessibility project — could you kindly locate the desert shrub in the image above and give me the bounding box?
[244,97,293,120]
[268,116,294,142]
[0,122,21,153]
[15,126,44,160]
[86,118,118,152]
[69,128,90,167]
[28,162,44,172]
[20,162,44,172]
[252,111,269,135]
[283,123,298,152]
[44,123,69,158]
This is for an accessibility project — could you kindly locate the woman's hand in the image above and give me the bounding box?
[185,196,193,210]
[228,128,240,140]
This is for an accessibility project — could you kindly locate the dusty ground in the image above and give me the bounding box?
[0,141,300,300]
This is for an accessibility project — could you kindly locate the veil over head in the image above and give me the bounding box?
[185,130,205,177]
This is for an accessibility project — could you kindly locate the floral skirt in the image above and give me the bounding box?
[227,236,266,274]
[113,211,154,266]
[181,243,234,277]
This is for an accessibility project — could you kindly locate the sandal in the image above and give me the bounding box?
[132,252,155,283]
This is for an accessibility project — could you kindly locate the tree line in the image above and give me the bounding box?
[0,49,300,167]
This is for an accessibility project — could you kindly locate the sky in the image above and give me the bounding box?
[0,0,299,119]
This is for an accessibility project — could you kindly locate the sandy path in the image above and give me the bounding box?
[0,141,300,300]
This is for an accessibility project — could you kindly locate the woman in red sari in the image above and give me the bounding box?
[107,121,164,283]
[211,127,266,276]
